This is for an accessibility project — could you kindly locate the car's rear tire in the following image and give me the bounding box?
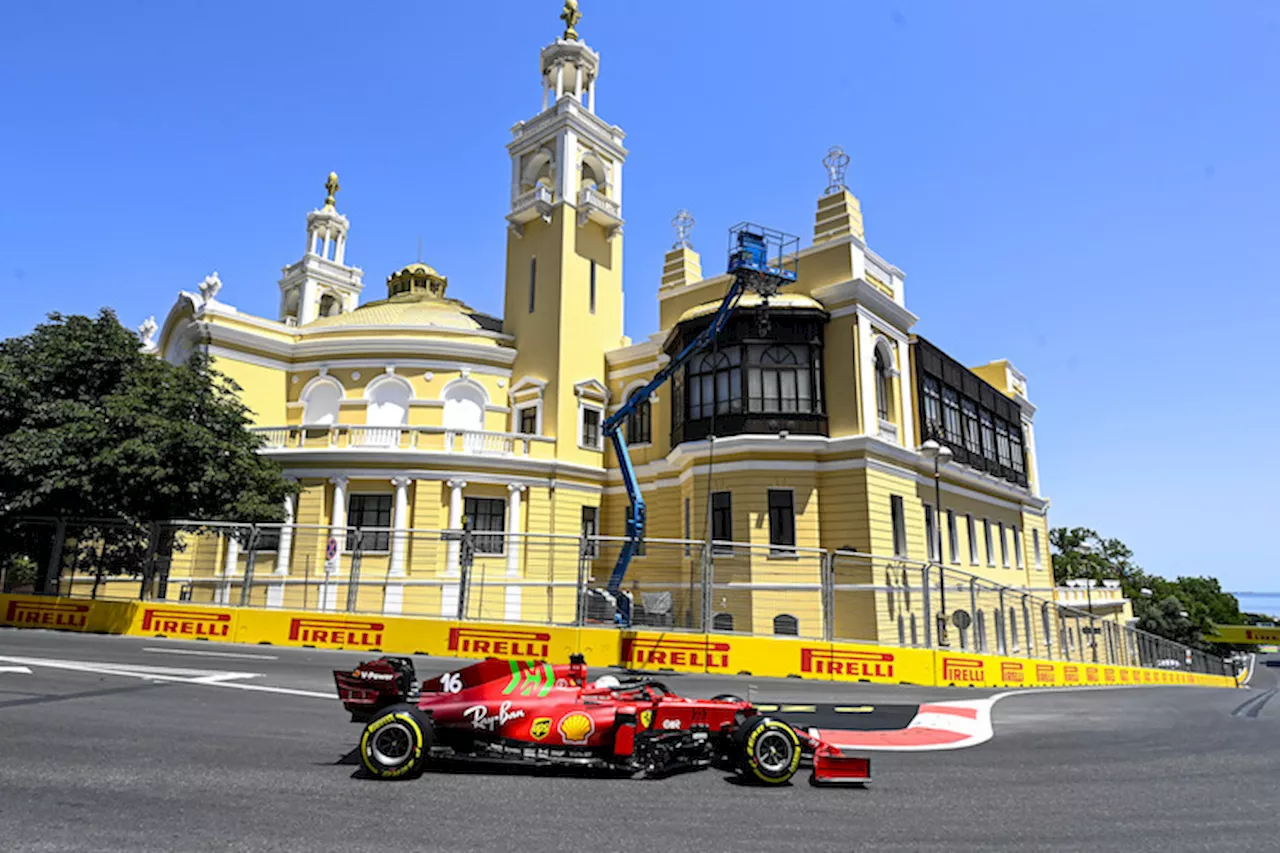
[733,716,801,785]
[359,703,432,780]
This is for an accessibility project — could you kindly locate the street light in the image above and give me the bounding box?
[919,439,954,646]
[1080,577,1098,662]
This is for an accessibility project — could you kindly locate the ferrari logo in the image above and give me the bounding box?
[638,710,653,729]
[530,717,552,741]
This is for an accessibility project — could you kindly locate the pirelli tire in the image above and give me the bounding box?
[733,716,801,785]
[359,703,432,780]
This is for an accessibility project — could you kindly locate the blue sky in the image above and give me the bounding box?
[3,1,1278,597]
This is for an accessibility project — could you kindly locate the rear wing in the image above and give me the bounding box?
[332,656,416,722]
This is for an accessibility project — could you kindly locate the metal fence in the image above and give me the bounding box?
[1,517,1232,677]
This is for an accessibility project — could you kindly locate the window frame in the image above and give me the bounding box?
[347,493,393,553]
[998,522,1009,567]
[623,388,652,447]
[1012,526,1023,568]
[463,496,507,556]
[924,503,939,562]
[874,348,892,421]
[578,403,604,451]
[528,256,537,313]
[711,491,733,554]
[947,509,960,564]
[1033,528,1043,569]
[516,404,540,436]
[891,495,908,558]
[966,514,978,565]
[580,505,599,559]
[983,519,995,567]
[588,259,596,315]
[767,488,797,556]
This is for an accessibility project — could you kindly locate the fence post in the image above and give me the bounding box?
[345,528,364,612]
[239,525,261,608]
[821,550,834,642]
[139,521,161,601]
[700,543,713,634]
[41,518,68,596]
[456,530,474,621]
[921,565,933,648]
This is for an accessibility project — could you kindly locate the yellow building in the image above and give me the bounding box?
[149,6,1054,648]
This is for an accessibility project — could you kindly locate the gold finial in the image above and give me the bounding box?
[560,0,581,41]
[324,171,340,209]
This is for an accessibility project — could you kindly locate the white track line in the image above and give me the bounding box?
[143,647,279,661]
[0,654,337,700]
[0,666,33,675]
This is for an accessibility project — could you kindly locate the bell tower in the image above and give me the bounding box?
[278,172,365,326]
[503,1,628,464]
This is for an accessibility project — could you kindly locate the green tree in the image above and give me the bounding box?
[0,310,296,524]
[1051,525,1250,652]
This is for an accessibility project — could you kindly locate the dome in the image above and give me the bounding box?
[301,297,503,338]
[674,292,828,326]
[386,262,449,301]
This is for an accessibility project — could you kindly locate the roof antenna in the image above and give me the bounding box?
[417,236,422,263]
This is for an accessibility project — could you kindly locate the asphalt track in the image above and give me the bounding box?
[0,629,1276,853]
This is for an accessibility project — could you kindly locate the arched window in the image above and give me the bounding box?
[712,613,734,633]
[773,614,799,636]
[442,381,485,433]
[318,293,341,317]
[364,377,411,447]
[874,347,892,421]
[688,349,741,420]
[301,378,342,425]
[624,388,651,445]
[748,345,812,414]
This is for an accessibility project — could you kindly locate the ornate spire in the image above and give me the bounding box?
[560,0,581,41]
[323,171,340,210]
[822,146,850,195]
[672,209,694,249]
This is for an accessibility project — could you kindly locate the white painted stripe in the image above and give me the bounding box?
[0,666,33,675]
[0,654,333,700]
[143,647,280,661]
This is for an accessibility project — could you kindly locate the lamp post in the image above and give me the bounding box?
[1081,577,1098,662]
[919,439,954,646]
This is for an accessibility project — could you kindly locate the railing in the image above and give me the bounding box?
[251,425,552,457]
[6,516,1237,679]
[511,185,554,215]
[579,186,619,218]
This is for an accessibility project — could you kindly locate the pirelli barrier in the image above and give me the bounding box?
[0,593,1239,690]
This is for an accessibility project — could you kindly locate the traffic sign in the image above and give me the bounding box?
[326,538,338,561]
[952,610,972,630]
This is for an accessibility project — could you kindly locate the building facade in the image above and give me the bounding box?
[150,6,1055,644]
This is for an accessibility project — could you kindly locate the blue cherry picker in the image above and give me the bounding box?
[600,223,799,626]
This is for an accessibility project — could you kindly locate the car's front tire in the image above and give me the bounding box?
[359,703,432,780]
[733,716,801,785]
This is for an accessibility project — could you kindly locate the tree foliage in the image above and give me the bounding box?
[0,310,296,525]
[1050,526,1251,652]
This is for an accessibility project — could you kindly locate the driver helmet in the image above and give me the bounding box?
[593,675,621,690]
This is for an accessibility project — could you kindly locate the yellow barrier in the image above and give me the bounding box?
[0,593,1238,690]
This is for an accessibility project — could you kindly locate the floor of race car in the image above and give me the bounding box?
[2,630,1276,853]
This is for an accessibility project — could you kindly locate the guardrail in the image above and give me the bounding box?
[0,516,1234,679]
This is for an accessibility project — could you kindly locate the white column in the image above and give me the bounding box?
[322,229,332,260]
[574,64,583,101]
[1023,418,1041,497]
[588,78,596,113]
[442,478,466,617]
[389,476,411,577]
[219,531,239,605]
[542,83,549,111]
[267,493,294,608]
[306,228,316,254]
[505,483,526,621]
[896,337,915,449]
[323,476,348,611]
[299,279,319,325]
[857,314,878,437]
[555,63,564,100]
[335,235,346,265]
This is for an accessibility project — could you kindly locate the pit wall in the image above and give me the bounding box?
[0,594,1238,690]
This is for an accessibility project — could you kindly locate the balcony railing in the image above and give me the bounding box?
[577,186,622,234]
[251,425,554,458]
[509,185,554,229]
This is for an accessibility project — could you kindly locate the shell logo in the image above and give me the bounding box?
[638,710,653,729]
[558,712,595,744]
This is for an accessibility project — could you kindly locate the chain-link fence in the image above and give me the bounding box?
[0,516,1234,677]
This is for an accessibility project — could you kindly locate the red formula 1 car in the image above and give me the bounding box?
[333,655,870,787]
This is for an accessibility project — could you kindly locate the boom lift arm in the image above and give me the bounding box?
[600,224,798,625]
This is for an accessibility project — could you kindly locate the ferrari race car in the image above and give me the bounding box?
[333,655,871,787]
